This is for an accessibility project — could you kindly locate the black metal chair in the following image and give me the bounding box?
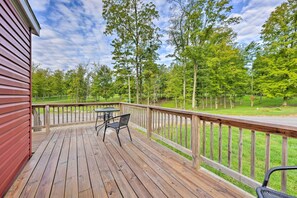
[102,114,132,146]
[256,166,297,198]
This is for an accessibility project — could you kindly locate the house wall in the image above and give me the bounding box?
[0,0,32,195]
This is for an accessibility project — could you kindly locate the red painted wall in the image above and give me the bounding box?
[0,0,32,195]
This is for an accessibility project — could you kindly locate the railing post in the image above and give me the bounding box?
[45,105,50,134]
[33,108,41,132]
[191,114,201,169]
[119,103,123,114]
[146,107,152,139]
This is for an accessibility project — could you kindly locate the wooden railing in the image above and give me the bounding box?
[32,102,297,195]
[32,103,120,131]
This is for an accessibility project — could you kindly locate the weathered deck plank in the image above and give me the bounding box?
[6,124,252,198]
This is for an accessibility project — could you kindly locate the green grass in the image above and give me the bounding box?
[160,96,297,116]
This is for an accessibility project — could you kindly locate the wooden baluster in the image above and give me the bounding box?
[171,114,174,140]
[175,115,178,143]
[37,107,41,127]
[219,123,222,163]
[251,130,256,179]
[45,105,50,134]
[202,121,206,156]
[75,106,77,122]
[282,136,288,193]
[161,112,164,137]
[70,106,72,123]
[43,107,46,127]
[158,111,160,134]
[167,114,170,139]
[265,133,271,173]
[82,106,85,122]
[238,128,243,174]
[228,126,232,168]
[66,106,68,124]
[62,106,64,124]
[144,109,146,128]
[57,106,60,124]
[191,115,201,169]
[185,118,188,148]
[180,116,182,146]
[53,107,55,125]
[79,106,81,122]
[146,107,152,138]
[210,122,214,160]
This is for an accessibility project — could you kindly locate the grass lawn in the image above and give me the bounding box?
[160,96,297,116]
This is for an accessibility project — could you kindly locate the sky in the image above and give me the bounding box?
[28,0,286,71]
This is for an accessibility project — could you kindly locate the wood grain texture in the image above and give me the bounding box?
[5,125,252,198]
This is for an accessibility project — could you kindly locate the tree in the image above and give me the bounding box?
[50,70,65,97]
[167,0,190,109]
[254,0,297,106]
[103,0,161,103]
[66,64,88,103]
[165,64,183,107]
[32,66,51,99]
[169,0,241,109]
[91,64,114,101]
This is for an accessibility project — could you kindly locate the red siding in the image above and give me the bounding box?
[0,0,32,196]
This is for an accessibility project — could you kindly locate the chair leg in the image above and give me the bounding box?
[116,129,122,147]
[95,115,98,130]
[103,125,107,141]
[127,126,132,141]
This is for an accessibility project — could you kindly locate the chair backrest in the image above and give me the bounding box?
[119,114,130,127]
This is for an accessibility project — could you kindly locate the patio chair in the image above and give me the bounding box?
[102,114,132,146]
[256,166,297,198]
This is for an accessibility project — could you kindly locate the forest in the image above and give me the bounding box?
[32,0,297,109]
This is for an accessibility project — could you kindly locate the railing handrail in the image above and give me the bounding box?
[32,102,297,138]
[32,102,119,107]
[120,102,297,138]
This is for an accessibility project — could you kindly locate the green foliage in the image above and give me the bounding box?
[67,64,89,102]
[165,64,183,107]
[103,0,161,103]
[254,0,297,105]
[90,64,114,101]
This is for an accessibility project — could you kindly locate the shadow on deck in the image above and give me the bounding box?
[6,125,252,197]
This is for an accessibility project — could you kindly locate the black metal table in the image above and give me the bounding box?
[94,107,120,131]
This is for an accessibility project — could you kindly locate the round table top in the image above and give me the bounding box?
[94,108,120,113]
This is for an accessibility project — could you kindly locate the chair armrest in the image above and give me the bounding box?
[103,114,122,122]
[262,166,297,187]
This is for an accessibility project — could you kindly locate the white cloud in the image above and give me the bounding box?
[30,0,287,70]
[28,0,50,12]
[232,0,285,43]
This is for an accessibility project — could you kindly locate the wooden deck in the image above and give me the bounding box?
[6,125,251,198]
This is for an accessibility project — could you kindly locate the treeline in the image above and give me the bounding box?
[33,0,297,108]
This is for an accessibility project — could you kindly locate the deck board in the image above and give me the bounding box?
[6,124,252,198]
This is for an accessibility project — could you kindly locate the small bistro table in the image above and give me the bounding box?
[94,107,120,131]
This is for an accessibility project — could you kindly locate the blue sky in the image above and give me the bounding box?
[29,0,285,71]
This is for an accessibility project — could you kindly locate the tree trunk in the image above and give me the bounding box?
[283,96,288,106]
[175,97,178,108]
[224,94,226,109]
[229,98,233,109]
[215,97,218,110]
[210,96,213,109]
[202,98,205,109]
[205,95,208,108]
[192,64,198,109]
